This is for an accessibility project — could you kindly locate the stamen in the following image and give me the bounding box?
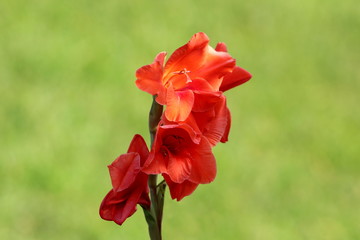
[172,68,192,83]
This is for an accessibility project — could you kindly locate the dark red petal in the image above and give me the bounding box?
[99,190,136,225]
[108,152,140,192]
[215,42,228,52]
[127,134,149,166]
[188,136,217,184]
[163,174,199,201]
[99,190,118,221]
[220,66,252,92]
[220,106,231,143]
[138,191,151,209]
[164,86,194,122]
[114,186,144,225]
[166,151,192,183]
[136,52,166,96]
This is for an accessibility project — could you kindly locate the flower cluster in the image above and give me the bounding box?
[100,32,251,225]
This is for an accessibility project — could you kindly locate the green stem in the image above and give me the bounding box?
[144,96,166,240]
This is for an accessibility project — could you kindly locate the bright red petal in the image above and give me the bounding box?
[188,136,217,184]
[196,96,231,146]
[164,86,194,122]
[166,151,191,183]
[191,46,235,91]
[142,150,168,175]
[136,52,166,96]
[163,174,199,201]
[192,90,223,112]
[185,77,215,92]
[220,66,252,92]
[108,152,140,192]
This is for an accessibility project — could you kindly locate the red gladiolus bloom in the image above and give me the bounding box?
[99,134,151,225]
[136,32,237,122]
[143,119,216,185]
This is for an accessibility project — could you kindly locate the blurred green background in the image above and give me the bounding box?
[1,0,359,239]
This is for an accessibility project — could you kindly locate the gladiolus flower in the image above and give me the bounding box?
[143,119,216,185]
[99,134,151,225]
[136,32,237,122]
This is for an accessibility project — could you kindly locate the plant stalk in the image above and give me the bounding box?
[144,96,165,240]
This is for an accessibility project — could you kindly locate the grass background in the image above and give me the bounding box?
[1,0,359,239]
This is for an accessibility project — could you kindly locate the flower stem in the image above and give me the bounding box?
[144,96,165,240]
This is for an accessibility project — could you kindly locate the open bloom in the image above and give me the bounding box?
[99,134,150,225]
[136,32,251,122]
[143,117,216,185]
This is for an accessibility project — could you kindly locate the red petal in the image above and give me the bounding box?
[115,186,144,225]
[99,190,122,221]
[220,106,231,143]
[166,151,191,183]
[155,88,167,105]
[185,77,215,92]
[163,174,199,201]
[215,42,228,52]
[192,90,223,112]
[142,150,168,175]
[164,32,210,79]
[99,171,149,225]
[220,66,252,92]
[164,86,194,122]
[188,136,217,184]
[138,191,151,208]
[127,134,149,166]
[108,152,140,192]
[192,47,235,90]
[197,96,231,146]
[99,190,137,225]
[160,117,201,144]
[136,52,166,96]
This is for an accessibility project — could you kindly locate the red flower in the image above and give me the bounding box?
[142,118,216,185]
[99,134,151,225]
[136,32,237,122]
